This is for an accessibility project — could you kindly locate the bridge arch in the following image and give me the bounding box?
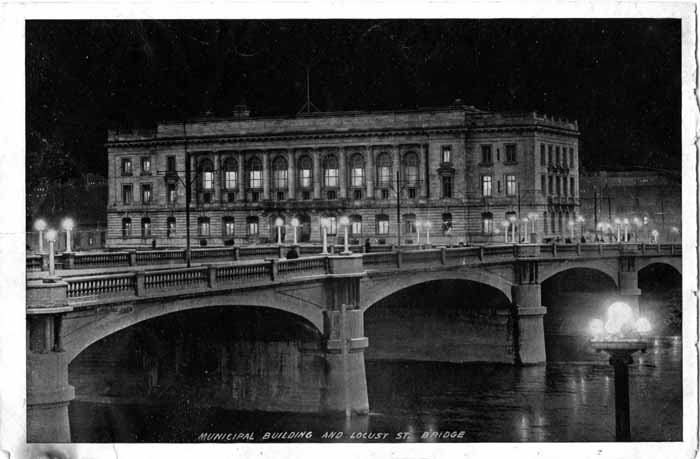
[537,259,619,287]
[62,290,324,363]
[360,268,513,311]
[636,257,682,276]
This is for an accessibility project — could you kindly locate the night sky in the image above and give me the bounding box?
[26,19,681,177]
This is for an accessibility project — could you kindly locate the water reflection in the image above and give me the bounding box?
[69,335,682,443]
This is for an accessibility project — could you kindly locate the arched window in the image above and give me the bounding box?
[121,218,132,238]
[323,155,339,188]
[198,217,211,236]
[298,156,313,188]
[222,216,234,237]
[404,213,416,234]
[199,158,214,190]
[482,212,493,234]
[246,216,259,236]
[248,157,262,189]
[350,214,362,236]
[442,213,453,233]
[505,211,517,233]
[166,217,176,237]
[272,156,288,190]
[376,153,392,187]
[141,217,151,238]
[223,157,238,190]
[376,214,389,235]
[404,152,418,185]
[350,154,365,187]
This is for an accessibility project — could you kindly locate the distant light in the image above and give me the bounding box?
[622,218,629,225]
[274,217,284,227]
[670,226,679,233]
[614,218,621,225]
[521,217,529,223]
[501,220,510,228]
[635,317,652,334]
[61,218,75,231]
[606,301,634,334]
[651,229,659,237]
[507,214,516,223]
[527,212,538,220]
[424,221,432,229]
[34,219,47,232]
[567,219,575,227]
[46,229,58,242]
[339,216,350,226]
[576,215,585,223]
[589,318,604,337]
[290,217,299,227]
[320,217,330,228]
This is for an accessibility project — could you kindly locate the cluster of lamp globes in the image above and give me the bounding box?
[33,217,75,253]
[594,216,673,243]
[588,301,653,341]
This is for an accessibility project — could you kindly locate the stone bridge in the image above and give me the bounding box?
[25,242,682,442]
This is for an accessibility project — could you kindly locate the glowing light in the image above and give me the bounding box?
[607,301,634,329]
[61,218,75,231]
[34,219,47,232]
[320,217,330,228]
[501,220,510,228]
[527,212,538,220]
[339,216,350,226]
[576,215,585,223]
[622,218,629,225]
[589,318,604,337]
[424,221,432,229]
[507,214,516,223]
[290,217,299,227]
[46,229,58,242]
[614,218,621,225]
[635,317,652,334]
[651,229,659,237]
[274,217,284,227]
[567,219,575,227]
[605,319,621,335]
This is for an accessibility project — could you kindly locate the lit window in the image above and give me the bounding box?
[441,145,452,163]
[141,184,152,203]
[248,158,262,189]
[141,218,151,238]
[121,218,132,237]
[298,156,312,188]
[198,217,211,236]
[404,214,416,234]
[223,158,238,189]
[350,215,362,236]
[324,216,337,236]
[323,155,339,188]
[506,175,516,196]
[404,152,418,185]
[481,176,492,196]
[246,216,259,236]
[167,184,177,203]
[199,159,214,190]
[376,153,392,186]
[351,154,365,187]
[376,215,389,235]
[273,156,288,189]
[223,217,235,237]
[121,158,132,176]
[122,184,133,204]
[482,212,494,234]
[141,157,151,175]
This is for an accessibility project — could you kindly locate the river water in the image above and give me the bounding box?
[69,335,682,443]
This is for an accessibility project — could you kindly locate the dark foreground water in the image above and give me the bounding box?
[69,335,682,442]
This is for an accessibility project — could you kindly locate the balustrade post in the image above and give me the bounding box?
[64,252,75,270]
[440,247,447,265]
[641,243,646,255]
[233,247,240,261]
[576,243,581,256]
[134,271,145,296]
[479,246,484,261]
[396,250,402,268]
[269,259,278,281]
[599,243,603,255]
[207,265,217,288]
[128,250,137,266]
[656,243,661,253]
[552,242,557,257]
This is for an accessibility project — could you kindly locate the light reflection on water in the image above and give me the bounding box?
[69,335,682,443]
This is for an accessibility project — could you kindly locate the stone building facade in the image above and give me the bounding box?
[105,104,580,248]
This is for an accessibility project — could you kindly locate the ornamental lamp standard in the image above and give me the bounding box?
[415,221,422,246]
[501,220,510,243]
[61,218,75,253]
[670,226,680,242]
[290,217,300,245]
[33,218,47,253]
[614,218,622,242]
[632,217,642,243]
[567,219,575,241]
[527,212,538,242]
[507,214,517,244]
[650,229,659,243]
[45,229,58,277]
[576,215,585,239]
[521,217,529,243]
[320,217,330,255]
[274,217,284,245]
[596,222,605,242]
[425,221,432,246]
[338,215,351,254]
[622,218,630,242]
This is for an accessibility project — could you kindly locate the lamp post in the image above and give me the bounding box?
[274,217,284,245]
[567,219,575,241]
[507,214,516,244]
[576,215,585,240]
[425,221,432,246]
[632,217,642,243]
[527,212,538,243]
[622,218,629,242]
[320,217,329,255]
[34,219,47,253]
[501,220,510,243]
[290,217,299,245]
[61,218,75,253]
[521,217,529,243]
[415,221,421,246]
[596,222,605,242]
[46,229,58,277]
[650,229,659,243]
[589,301,652,441]
[670,226,679,242]
[614,218,621,242]
[339,216,351,254]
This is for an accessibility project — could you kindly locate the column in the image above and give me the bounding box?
[365,146,374,199]
[320,255,369,415]
[237,152,245,199]
[262,150,270,200]
[392,145,400,198]
[338,147,347,199]
[419,144,428,198]
[312,150,321,199]
[287,149,296,200]
[214,153,222,202]
[511,262,547,364]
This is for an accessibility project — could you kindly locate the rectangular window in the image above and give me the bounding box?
[198,220,211,236]
[276,191,285,201]
[405,218,416,234]
[441,145,452,163]
[377,166,391,186]
[302,191,311,201]
[167,156,176,172]
[327,190,337,200]
[548,145,553,164]
[122,184,132,204]
[247,221,259,236]
[563,178,568,196]
[202,192,211,204]
[481,176,492,197]
[556,146,561,165]
[274,170,288,189]
[481,145,492,164]
[325,217,338,236]
[225,170,238,189]
[569,148,574,168]
[506,175,517,196]
[223,219,235,237]
[167,184,177,203]
[442,176,453,198]
[540,145,546,166]
[497,180,501,194]
[570,177,575,196]
[505,144,517,163]
[121,158,132,176]
[351,167,364,187]
[141,220,151,238]
[482,214,494,234]
[324,169,339,188]
[300,169,312,188]
[556,176,561,195]
[377,218,389,235]
[227,192,236,203]
[353,189,363,200]
[249,170,262,189]
[381,189,389,200]
[548,176,553,194]
[202,171,214,190]
[408,187,416,199]
[167,219,176,237]
[141,184,152,204]
[141,157,151,175]
[541,175,546,194]
[351,220,362,236]
[251,191,259,202]
[122,220,132,237]
[562,149,568,167]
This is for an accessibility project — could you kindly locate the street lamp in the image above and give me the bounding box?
[61,218,75,253]
[576,215,585,240]
[507,214,517,244]
[45,229,58,277]
[290,217,300,245]
[650,229,659,243]
[425,221,432,246]
[632,217,642,243]
[274,217,284,245]
[614,218,622,242]
[589,301,652,441]
[415,221,422,246]
[596,222,605,242]
[567,219,575,241]
[501,220,510,243]
[33,218,47,253]
[622,218,630,242]
[670,226,680,242]
[527,212,538,243]
[338,215,351,254]
[521,217,529,243]
[320,217,330,255]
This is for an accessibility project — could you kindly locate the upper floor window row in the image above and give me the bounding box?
[541,144,576,167]
[120,156,154,176]
[480,144,517,165]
